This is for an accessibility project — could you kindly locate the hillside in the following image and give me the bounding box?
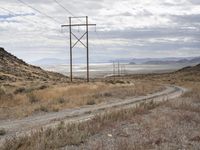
[177,64,200,72]
[0,47,67,82]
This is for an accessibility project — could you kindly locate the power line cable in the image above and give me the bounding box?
[0,6,39,25]
[53,0,74,17]
[53,0,83,23]
[0,6,68,42]
[16,0,62,25]
[15,0,72,37]
[0,6,56,32]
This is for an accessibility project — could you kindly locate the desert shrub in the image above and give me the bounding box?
[40,106,48,112]
[38,85,48,90]
[34,105,48,113]
[92,92,112,99]
[106,80,126,84]
[52,106,59,112]
[103,92,112,97]
[57,121,65,130]
[92,93,103,99]
[57,97,65,104]
[115,80,126,84]
[106,80,115,84]
[27,92,39,103]
[86,99,96,105]
[14,87,26,94]
[0,129,6,136]
[0,86,6,96]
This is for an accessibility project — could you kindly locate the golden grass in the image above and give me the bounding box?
[0,81,161,119]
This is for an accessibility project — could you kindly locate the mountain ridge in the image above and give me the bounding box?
[143,57,200,65]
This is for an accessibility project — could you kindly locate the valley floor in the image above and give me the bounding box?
[0,65,200,150]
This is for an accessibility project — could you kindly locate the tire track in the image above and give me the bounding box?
[0,85,186,143]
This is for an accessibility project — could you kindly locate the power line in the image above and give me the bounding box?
[53,0,83,23]
[0,6,68,41]
[0,7,16,16]
[0,7,57,31]
[16,0,62,25]
[53,0,74,17]
[0,6,39,25]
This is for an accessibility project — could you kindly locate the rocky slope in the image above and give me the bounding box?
[178,64,200,72]
[0,47,67,82]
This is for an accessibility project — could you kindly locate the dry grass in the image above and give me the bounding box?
[77,82,200,150]
[5,91,197,150]
[1,101,159,150]
[0,81,161,119]
[1,66,200,150]
[0,129,6,136]
[1,71,200,149]
[166,82,200,113]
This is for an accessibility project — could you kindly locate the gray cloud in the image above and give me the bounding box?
[189,0,200,5]
[0,0,200,62]
[170,14,200,24]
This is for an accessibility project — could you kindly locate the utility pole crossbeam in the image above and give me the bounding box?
[62,16,96,82]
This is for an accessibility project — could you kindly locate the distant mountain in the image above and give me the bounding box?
[112,57,198,65]
[112,58,158,64]
[32,58,67,66]
[189,57,200,64]
[129,62,136,65]
[0,48,67,82]
[143,57,200,65]
[143,60,176,65]
[129,58,182,64]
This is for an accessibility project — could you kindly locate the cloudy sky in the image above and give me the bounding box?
[0,0,200,63]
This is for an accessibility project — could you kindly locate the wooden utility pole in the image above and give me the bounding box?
[61,16,96,82]
[113,61,116,80]
[69,17,72,82]
[118,61,120,76]
[86,16,89,82]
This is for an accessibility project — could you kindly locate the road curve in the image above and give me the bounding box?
[0,85,186,142]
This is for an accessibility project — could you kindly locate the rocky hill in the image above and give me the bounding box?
[0,47,67,82]
[177,64,200,72]
[173,64,200,82]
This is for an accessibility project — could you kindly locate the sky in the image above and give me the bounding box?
[0,0,200,63]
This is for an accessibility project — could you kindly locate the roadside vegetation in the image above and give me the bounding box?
[0,80,162,119]
[1,65,199,150]
[1,100,160,150]
[2,82,200,150]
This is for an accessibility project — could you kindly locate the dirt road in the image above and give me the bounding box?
[0,85,186,143]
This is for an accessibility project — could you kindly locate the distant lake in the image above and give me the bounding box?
[42,63,189,78]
